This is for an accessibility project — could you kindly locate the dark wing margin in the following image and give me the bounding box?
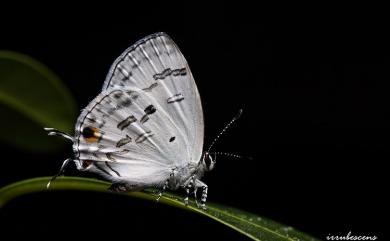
[102,32,167,91]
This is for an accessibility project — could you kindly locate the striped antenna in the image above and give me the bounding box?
[209,152,253,160]
[207,109,243,153]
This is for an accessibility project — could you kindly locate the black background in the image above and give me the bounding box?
[0,5,387,240]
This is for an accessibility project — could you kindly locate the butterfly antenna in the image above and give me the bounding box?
[44,127,74,142]
[207,109,243,153]
[209,152,253,160]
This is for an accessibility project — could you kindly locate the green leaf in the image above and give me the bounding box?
[0,51,77,151]
[0,177,320,241]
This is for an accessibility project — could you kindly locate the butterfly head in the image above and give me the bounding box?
[202,151,216,172]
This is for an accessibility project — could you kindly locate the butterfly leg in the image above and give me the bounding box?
[46,158,72,189]
[192,180,200,208]
[183,175,195,206]
[195,179,208,210]
[156,171,174,202]
[156,179,169,202]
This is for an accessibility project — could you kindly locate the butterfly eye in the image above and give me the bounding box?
[203,152,214,171]
[205,155,212,169]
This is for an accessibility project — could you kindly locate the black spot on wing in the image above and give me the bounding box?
[120,98,132,108]
[117,115,137,130]
[172,68,187,76]
[82,126,95,138]
[140,115,149,124]
[116,135,132,147]
[144,105,156,114]
[142,82,158,92]
[153,68,171,80]
[113,91,123,99]
[106,153,116,161]
[140,105,157,124]
[153,67,187,80]
[167,93,184,103]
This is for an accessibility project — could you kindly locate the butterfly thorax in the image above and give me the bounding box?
[168,162,204,190]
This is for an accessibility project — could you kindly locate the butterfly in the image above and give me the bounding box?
[45,32,242,209]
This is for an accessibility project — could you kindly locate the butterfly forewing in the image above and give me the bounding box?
[101,32,204,164]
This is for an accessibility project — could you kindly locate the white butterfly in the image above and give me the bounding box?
[45,32,242,209]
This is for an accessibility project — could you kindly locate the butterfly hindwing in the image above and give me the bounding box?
[73,88,189,186]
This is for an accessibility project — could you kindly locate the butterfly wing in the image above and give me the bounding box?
[102,32,204,165]
[73,87,192,186]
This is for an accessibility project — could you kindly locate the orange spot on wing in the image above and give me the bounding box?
[82,126,101,143]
